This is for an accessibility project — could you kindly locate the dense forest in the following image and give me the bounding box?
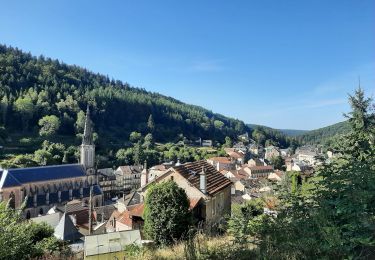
[295,121,350,145]
[0,45,248,144]
[0,45,297,168]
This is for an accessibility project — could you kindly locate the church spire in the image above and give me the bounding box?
[82,105,93,145]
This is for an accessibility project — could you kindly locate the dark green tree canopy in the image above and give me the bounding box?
[144,180,192,245]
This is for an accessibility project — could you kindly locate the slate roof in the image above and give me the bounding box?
[0,164,86,189]
[31,212,63,229]
[119,165,142,174]
[173,160,232,196]
[54,213,81,241]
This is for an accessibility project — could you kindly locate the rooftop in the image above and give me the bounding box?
[173,160,232,196]
[0,164,86,189]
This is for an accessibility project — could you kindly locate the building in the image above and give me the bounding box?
[264,146,281,161]
[114,165,143,194]
[202,139,213,147]
[206,156,235,171]
[84,230,142,260]
[140,160,232,224]
[245,165,274,178]
[97,168,116,200]
[0,106,103,218]
[296,146,318,165]
[227,151,245,165]
[247,158,264,167]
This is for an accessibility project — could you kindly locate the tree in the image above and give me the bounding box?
[75,110,85,133]
[255,88,375,258]
[144,181,191,245]
[14,96,35,131]
[0,202,69,259]
[270,155,284,170]
[129,131,142,143]
[143,133,154,150]
[147,114,155,133]
[133,141,145,165]
[227,199,264,244]
[214,120,224,130]
[38,115,60,137]
[223,136,232,148]
[116,148,134,165]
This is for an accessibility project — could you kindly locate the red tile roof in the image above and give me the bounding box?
[248,165,274,171]
[174,160,232,196]
[207,157,232,164]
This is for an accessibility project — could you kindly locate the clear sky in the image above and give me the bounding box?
[1,1,374,130]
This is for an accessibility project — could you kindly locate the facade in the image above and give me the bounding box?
[114,165,143,194]
[245,165,274,178]
[207,157,235,171]
[141,160,232,224]
[97,168,116,200]
[264,146,281,161]
[0,106,103,218]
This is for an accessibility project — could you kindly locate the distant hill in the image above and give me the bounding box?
[278,129,308,137]
[295,121,350,144]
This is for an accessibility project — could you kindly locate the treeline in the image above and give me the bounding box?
[0,44,247,146]
[296,121,350,145]
[248,124,297,149]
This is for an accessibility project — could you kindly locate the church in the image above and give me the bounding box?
[0,106,103,219]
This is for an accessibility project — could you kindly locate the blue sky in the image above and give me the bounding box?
[1,1,374,130]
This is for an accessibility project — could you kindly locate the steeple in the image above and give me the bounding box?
[82,105,93,145]
[80,105,95,172]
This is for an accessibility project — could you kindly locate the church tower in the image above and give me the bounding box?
[80,106,96,178]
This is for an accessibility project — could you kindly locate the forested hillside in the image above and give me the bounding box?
[296,121,350,145]
[0,45,248,143]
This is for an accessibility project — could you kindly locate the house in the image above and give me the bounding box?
[140,160,232,224]
[84,230,142,260]
[114,165,143,194]
[106,203,145,232]
[97,168,116,200]
[268,170,285,182]
[148,164,168,182]
[247,158,264,167]
[244,165,274,178]
[227,151,245,165]
[202,139,213,147]
[264,146,281,161]
[296,146,319,165]
[207,156,235,171]
[233,142,248,153]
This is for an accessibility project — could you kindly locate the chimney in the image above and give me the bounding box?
[141,160,148,187]
[200,166,207,194]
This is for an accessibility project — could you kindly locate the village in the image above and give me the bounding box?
[0,107,333,259]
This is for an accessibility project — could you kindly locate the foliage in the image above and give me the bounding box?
[38,115,60,137]
[144,180,192,245]
[227,199,264,244]
[0,202,70,259]
[255,88,375,259]
[269,155,284,170]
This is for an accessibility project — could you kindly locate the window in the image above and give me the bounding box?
[171,176,174,181]
[8,192,15,209]
[212,197,216,215]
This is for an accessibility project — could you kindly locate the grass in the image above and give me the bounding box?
[125,234,258,260]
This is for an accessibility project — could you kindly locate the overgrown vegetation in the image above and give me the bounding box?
[0,201,72,259]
